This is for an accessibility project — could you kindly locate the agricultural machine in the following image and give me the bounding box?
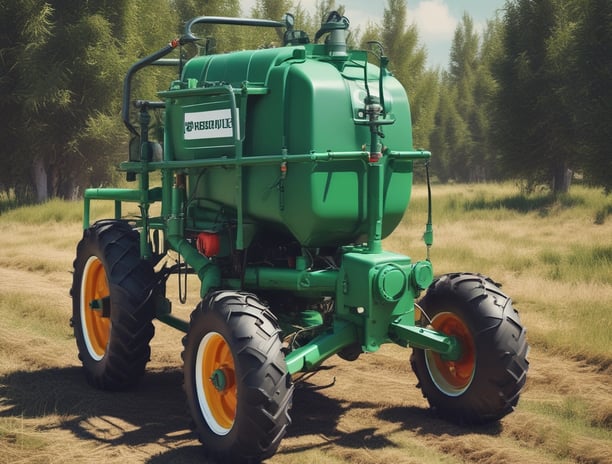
[71,12,529,463]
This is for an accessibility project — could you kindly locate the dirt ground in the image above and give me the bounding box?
[0,224,610,464]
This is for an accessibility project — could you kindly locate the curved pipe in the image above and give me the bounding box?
[184,16,287,42]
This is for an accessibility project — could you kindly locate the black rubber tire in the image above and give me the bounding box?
[71,220,156,390]
[410,273,529,424]
[182,291,293,464]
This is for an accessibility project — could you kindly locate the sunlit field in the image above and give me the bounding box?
[3,182,611,366]
[386,182,612,367]
[0,182,610,463]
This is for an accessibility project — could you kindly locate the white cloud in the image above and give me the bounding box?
[408,0,457,42]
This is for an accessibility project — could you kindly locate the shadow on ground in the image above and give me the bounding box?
[0,365,502,463]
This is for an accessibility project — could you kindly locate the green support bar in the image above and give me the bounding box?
[83,187,163,229]
[157,313,190,332]
[284,320,358,374]
[241,267,338,293]
[118,149,431,173]
[389,319,461,361]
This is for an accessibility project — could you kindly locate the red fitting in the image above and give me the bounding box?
[369,153,382,163]
[196,232,220,257]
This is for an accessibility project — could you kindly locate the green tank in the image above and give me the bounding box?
[160,42,415,247]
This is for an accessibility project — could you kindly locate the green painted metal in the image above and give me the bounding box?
[158,44,416,248]
[210,369,227,391]
[156,313,190,333]
[284,320,358,374]
[389,319,462,361]
[79,13,462,375]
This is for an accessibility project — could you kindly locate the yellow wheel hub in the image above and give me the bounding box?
[196,332,237,435]
[81,256,110,360]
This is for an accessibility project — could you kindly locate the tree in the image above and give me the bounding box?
[492,0,578,193]
[476,18,505,181]
[447,14,480,181]
[429,83,466,183]
[572,0,612,192]
[359,0,434,149]
[429,14,502,183]
[0,0,59,202]
[0,1,181,202]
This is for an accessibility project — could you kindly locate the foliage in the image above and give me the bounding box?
[429,15,503,183]
[571,0,612,193]
[0,1,179,202]
[489,0,611,194]
[359,0,436,149]
[1,0,610,204]
[0,0,56,202]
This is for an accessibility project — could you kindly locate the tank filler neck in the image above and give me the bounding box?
[314,11,350,57]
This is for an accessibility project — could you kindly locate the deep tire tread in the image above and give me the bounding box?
[72,220,156,391]
[411,272,530,425]
[183,291,293,464]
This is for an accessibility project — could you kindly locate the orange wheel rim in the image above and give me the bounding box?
[81,256,111,360]
[425,312,476,396]
[195,332,236,435]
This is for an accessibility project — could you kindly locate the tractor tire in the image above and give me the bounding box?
[182,291,293,464]
[410,273,529,424]
[71,220,156,390]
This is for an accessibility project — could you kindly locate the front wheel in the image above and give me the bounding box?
[182,291,293,463]
[410,273,529,424]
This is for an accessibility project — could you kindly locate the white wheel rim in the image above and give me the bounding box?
[81,256,109,361]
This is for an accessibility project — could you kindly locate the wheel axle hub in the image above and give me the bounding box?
[210,368,228,391]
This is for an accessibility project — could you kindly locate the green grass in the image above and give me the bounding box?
[1,198,90,224]
[0,182,610,464]
[0,291,73,342]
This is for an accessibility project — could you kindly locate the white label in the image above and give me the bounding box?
[184,109,238,140]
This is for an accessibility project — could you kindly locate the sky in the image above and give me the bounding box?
[238,0,507,69]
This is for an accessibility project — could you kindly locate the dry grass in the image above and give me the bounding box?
[386,183,612,369]
[0,183,611,463]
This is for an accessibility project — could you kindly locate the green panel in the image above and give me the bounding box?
[162,90,239,160]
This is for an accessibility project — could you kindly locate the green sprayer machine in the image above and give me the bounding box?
[71,12,529,463]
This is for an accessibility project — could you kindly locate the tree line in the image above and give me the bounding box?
[1,0,610,204]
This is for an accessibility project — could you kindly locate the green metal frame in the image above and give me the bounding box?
[81,15,462,376]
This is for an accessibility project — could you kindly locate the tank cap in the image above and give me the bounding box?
[314,11,350,57]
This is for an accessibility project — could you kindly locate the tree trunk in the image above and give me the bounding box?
[32,156,48,202]
[552,164,572,194]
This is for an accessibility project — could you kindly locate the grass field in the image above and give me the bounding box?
[0,182,610,463]
[387,183,612,368]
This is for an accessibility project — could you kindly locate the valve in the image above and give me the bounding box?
[314,11,350,57]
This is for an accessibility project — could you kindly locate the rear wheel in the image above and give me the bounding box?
[410,273,529,424]
[71,220,156,390]
[183,291,293,463]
